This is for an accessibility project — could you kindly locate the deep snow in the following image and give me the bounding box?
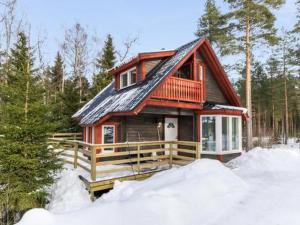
[17,142,300,225]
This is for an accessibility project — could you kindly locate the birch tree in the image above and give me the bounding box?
[62,23,89,103]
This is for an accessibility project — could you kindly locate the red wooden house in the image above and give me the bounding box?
[73,38,247,162]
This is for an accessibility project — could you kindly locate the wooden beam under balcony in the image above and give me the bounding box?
[146,99,202,110]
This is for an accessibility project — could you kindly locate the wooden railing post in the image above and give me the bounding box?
[169,142,173,169]
[91,146,96,181]
[137,144,141,174]
[74,142,78,168]
[196,142,201,159]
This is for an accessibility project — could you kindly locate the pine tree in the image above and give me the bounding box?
[51,52,64,95]
[294,0,300,33]
[59,78,82,131]
[195,0,234,56]
[224,0,284,150]
[90,34,116,97]
[0,33,62,224]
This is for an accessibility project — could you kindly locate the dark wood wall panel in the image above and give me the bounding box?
[196,50,228,104]
[178,116,194,141]
[121,115,164,142]
[144,59,161,75]
[205,68,228,104]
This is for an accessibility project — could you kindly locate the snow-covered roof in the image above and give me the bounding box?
[212,104,248,114]
[73,38,202,125]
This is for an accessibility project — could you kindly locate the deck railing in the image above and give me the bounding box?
[152,77,202,103]
[50,132,82,141]
[50,139,201,182]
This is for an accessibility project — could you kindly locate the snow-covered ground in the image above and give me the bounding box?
[17,142,300,225]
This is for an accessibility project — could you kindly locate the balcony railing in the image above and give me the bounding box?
[152,77,202,103]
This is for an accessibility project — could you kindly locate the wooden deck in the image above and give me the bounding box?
[50,135,201,198]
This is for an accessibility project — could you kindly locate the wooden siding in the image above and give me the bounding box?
[144,59,161,76]
[141,106,194,116]
[205,68,229,104]
[178,116,194,141]
[121,115,164,142]
[196,50,229,104]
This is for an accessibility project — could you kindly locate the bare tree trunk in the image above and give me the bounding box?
[61,73,64,93]
[24,62,29,122]
[245,16,253,150]
[258,104,262,146]
[283,45,289,145]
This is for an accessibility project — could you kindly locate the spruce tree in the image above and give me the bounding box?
[224,0,284,150]
[60,78,82,131]
[90,34,116,97]
[51,52,64,95]
[195,0,234,56]
[0,33,62,223]
[294,0,300,33]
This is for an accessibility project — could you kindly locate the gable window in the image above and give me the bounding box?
[175,63,192,80]
[120,68,137,89]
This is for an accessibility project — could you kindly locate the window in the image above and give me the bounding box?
[198,64,204,81]
[232,117,239,150]
[201,115,241,153]
[120,68,136,89]
[102,125,115,151]
[202,116,216,151]
[222,117,229,151]
[130,69,136,84]
[121,73,128,88]
[175,63,192,79]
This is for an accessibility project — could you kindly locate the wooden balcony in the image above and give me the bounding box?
[152,76,202,103]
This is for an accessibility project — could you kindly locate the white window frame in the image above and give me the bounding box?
[120,67,137,89]
[92,127,95,144]
[102,125,115,152]
[85,127,89,143]
[200,115,242,155]
[199,64,203,80]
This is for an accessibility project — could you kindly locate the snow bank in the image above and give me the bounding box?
[228,146,300,173]
[46,165,91,213]
[17,159,246,225]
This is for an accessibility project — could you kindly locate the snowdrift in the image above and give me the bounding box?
[17,159,246,225]
[228,146,300,173]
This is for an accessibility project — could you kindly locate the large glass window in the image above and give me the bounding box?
[102,125,115,151]
[120,68,136,89]
[222,117,229,151]
[232,118,239,150]
[201,115,241,153]
[202,116,216,151]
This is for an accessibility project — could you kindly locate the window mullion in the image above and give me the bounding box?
[216,116,222,154]
[229,117,232,151]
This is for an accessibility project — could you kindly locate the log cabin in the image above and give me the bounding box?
[72,38,247,162]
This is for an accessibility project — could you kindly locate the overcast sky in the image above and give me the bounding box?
[15,0,298,79]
